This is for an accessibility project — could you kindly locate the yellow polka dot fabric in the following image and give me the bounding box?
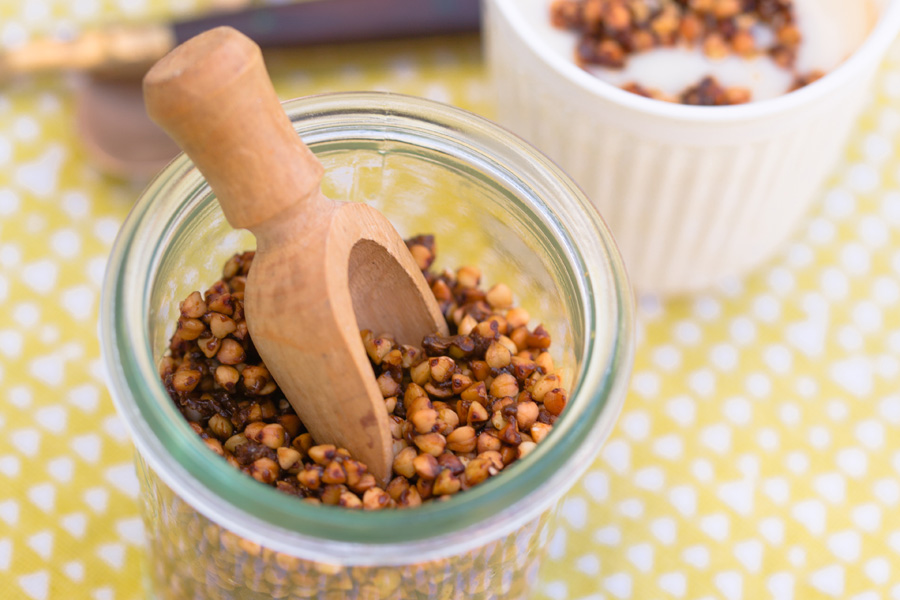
[0,1,899,599]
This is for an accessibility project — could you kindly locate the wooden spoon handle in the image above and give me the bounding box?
[142,26,323,231]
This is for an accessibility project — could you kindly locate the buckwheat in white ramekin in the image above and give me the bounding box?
[484,0,900,294]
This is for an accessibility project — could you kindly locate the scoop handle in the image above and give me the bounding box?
[142,26,322,231]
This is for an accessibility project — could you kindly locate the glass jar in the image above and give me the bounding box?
[100,92,634,600]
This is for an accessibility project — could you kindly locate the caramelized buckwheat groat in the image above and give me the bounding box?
[161,235,569,509]
[550,0,826,105]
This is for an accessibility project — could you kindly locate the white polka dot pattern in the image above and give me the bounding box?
[532,38,900,599]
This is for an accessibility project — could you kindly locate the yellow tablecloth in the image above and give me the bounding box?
[1,2,900,598]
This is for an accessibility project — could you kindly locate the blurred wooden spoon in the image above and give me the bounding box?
[75,74,180,180]
[54,0,479,179]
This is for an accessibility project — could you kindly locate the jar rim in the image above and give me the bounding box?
[100,91,634,562]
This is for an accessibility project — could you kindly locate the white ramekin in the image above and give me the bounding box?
[484,0,900,294]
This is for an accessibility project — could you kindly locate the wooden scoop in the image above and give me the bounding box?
[143,26,448,484]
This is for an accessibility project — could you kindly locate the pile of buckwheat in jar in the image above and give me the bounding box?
[549,0,825,105]
[160,235,567,509]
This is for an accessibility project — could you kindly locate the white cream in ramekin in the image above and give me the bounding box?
[485,0,900,294]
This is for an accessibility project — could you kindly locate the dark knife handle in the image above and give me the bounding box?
[174,0,481,48]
